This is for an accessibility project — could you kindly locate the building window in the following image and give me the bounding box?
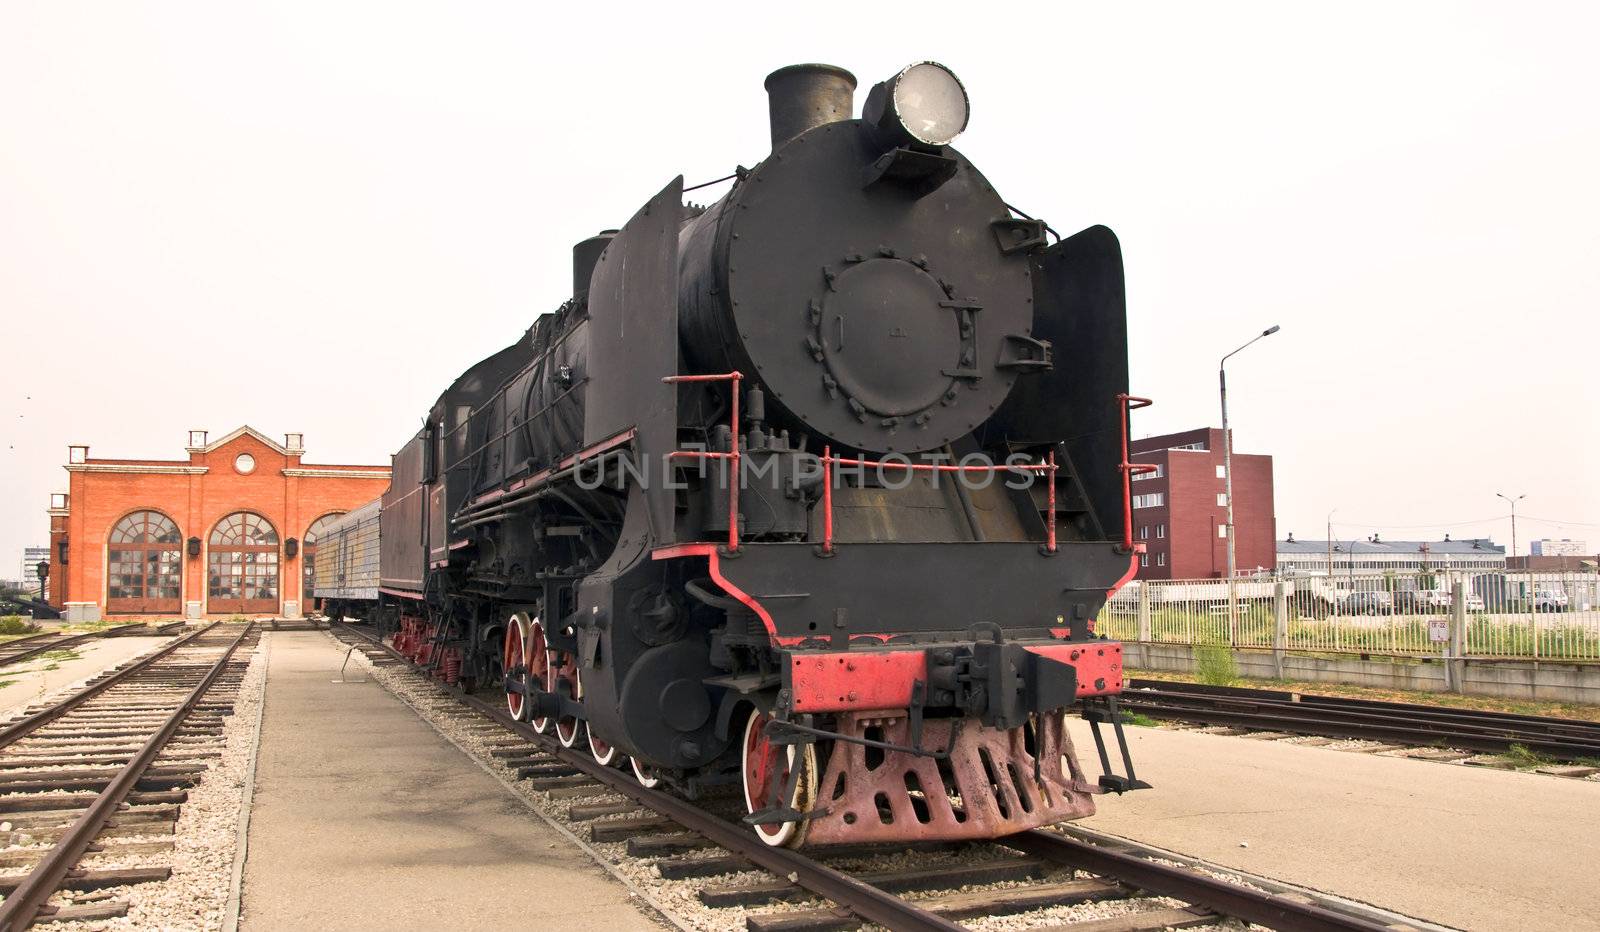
[1140,554,1149,567]
[1156,524,1166,539]
[208,512,280,612]
[1132,493,1164,509]
[107,510,183,613]
[1139,526,1149,540]
[234,453,256,475]
[1169,441,1207,452]
[1216,492,1228,506]
[1132,464,1164,481]
[1157,553,1166,566]
[1215,464,1226,479]
[1218,525,1229,538]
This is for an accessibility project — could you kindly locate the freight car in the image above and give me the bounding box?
[352,61,1150,848]
[310,499,381,622]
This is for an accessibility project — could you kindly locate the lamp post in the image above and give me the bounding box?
[1221,325,1280,643]
[1326,508,1338,577]
[1496,492,1524,561]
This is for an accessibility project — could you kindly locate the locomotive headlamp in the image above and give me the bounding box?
[864,61,969,147]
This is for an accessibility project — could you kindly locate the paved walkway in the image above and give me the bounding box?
[239,632,660,931]
[1068,719,1600,929]
[0,634,168,715]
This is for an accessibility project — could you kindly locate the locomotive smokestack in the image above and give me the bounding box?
[763,64,857,150]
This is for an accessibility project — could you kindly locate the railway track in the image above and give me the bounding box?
[0,623,154,669]
[330,622,1421,932]
[1121,678,1600,762]
[0,621,257,928]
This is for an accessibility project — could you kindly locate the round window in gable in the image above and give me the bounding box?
[235,453,256,475]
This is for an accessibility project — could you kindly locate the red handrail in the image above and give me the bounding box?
[1116,393,1156,551]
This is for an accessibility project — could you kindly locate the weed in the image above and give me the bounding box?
[1503,743,1554,769]
[1194,642,1237,686]
[1120,711,1160,728]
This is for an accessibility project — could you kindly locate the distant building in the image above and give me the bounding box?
[1276,536,1506,576]
[20,546,49,593]
[1531,539,1587,557]
[1127,428,1275,580]
[46,426,389,621]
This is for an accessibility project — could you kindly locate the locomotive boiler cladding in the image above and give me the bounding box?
[373,60,1149,849]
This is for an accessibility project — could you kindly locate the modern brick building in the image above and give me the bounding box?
[1127,427,1275,580]
[46,426,389,620]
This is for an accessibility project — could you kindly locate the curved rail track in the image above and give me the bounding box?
[0,621,257,929]
[331,621,1418,932]
[0,623,154,669]
[1121,678,1600,762]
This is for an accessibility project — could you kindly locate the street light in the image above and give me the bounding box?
[1326,508,1338,577]
[1496,492,1525,560]
[1221,324,1280,642]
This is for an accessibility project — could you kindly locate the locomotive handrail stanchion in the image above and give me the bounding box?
[821,445,834,554]
[663,371,745,552]
[1115,393,1156,551]
[1046,449,1058,553]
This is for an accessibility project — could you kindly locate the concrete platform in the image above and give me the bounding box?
[1069,719,1600,929]
[239,632,660,931]
[0,635,169,715]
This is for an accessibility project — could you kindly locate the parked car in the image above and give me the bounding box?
[1340,591,1393,615]
[1393,589,1452,614]
[1532,587,1570,612]
[1464,592,1485,612]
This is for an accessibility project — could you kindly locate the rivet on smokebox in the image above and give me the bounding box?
[846,662,856,672]
[847,691,858,702]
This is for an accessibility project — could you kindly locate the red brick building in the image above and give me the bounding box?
[46,427,389,620]
[1127,427,1275,580]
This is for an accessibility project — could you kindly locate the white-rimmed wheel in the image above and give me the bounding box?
[526,617,551,734]
[741,708,817,848]
[589,729,619,766]
[552,647,585,748]
[631,757,661,789]
[503,613,529,721]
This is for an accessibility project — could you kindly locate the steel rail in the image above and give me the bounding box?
[1118,698,1600,760]
[0,621,255,932]
[1128,678,1600,736]
[0,621,222,751]
[1004,830,1390,932]
[333,622,962,932]
[1121,684,1600,759]
[0,622,151,668]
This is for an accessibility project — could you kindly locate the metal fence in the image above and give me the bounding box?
[1101,569,1600,662]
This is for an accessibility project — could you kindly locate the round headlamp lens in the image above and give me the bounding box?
[891,62,969,145]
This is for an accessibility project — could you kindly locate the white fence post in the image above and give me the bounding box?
[1272,581,1288,679]
[1448,580,1467,692]
[1138,584,1152,644]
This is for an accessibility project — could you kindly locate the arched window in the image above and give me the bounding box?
[207,512,280,614]
[302,513,344,606]
[107,510,183,614]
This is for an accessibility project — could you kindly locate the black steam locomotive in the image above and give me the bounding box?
[359,61,1148,847]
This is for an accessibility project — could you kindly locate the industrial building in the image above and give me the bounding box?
[46,427,389,620]
[1127,427,1276,580]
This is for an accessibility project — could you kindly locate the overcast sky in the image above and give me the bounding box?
[3,1,1597,574]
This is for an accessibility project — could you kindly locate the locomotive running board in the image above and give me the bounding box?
[1084,696,1152,793]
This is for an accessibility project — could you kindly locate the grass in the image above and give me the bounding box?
[0,616,40,636]
[1120,711,1160,728]
[1502,743,1554,769]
